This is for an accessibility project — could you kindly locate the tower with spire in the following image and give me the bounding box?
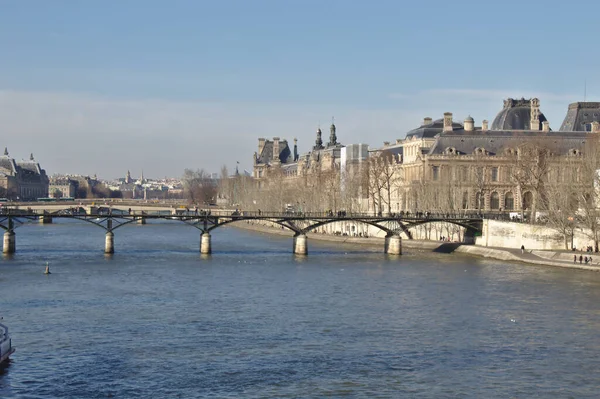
[328,117,338,147]
[314,127,324,150]
[125,170,132,184]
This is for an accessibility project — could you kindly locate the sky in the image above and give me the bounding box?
[1,0,599,179]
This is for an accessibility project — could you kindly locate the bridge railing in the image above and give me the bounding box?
[0,207,526,223]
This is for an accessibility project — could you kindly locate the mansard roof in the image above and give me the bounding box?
[0,156,17,173]
[491,98,548,130]
[404,118,463,140]
[428,129,588,157]
[559,102,600,131]
[257,139,293,165]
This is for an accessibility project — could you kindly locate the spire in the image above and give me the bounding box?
[314,127,324,150]
[3,147,7,156]
[30,153,34,161]
[328,117,337,147]
[140,170,145,184]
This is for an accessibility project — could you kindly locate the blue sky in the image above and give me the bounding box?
[1,0,599,178]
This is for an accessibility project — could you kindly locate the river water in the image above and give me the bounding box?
[1,220,600,398]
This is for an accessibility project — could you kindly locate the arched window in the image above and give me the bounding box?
[490,192,500,210]
[462,191,469,209]
[504,192,514,210]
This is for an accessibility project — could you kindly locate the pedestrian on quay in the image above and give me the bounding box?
[521,244,525,254]
[574,254,577,263]
[580,255,583,264]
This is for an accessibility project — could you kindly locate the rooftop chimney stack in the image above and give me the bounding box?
[383,141,390,147]
[423,117,433,126]
[482,120,489,131]
[592,121,600,133]
[272,137,280,164]
[443,112,453,132]
[464,116,474,132]
[530,98,540,131]
[258,138,266,156]
[542,121,550,132]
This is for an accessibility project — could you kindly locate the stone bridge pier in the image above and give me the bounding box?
[105,232,114,254]
[3,230,15,254]
[293,234,308,255]
[384,234,402,255]
[200,232,211,254]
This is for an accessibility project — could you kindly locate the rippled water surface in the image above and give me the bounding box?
[2,220,600,398]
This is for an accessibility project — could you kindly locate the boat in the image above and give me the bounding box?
[0,318,15,364]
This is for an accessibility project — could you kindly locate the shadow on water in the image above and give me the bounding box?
[432,243,465,254]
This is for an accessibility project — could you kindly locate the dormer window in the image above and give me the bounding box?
[443,147,458,155]
[474,147,487,156]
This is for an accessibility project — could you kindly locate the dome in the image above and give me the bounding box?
[465,116,474,122]
[491,98,547,130]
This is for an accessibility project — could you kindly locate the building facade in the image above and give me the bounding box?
[0,149,49,200]
[373,98,592,215]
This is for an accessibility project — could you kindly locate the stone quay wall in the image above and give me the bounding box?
[476,219,593,250]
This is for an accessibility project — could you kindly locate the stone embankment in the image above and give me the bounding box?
[232,221,600,272]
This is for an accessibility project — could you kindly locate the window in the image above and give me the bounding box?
[491,167,499,182]
[462,192,469,209]
[432,166,439,181]
[490,192,500,210]
[504,192,514,210]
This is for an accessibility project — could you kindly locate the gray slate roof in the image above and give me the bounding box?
[559,102,600,131]
[491,98,548,130]
[404,119,464,139]
[257,140,293,164]
[428,129,588,156]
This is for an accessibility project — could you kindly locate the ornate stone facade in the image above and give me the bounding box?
[0,149,49,200]
[376,98,590,214]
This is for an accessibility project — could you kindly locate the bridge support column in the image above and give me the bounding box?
[385,235,402,255]
[137,216,147,225]
[293,234,308,255]
[3,230,15,254]
[105,232,114,254]
[200,233,211,254]
[39,214,53,224]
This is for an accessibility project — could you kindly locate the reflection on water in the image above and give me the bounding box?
[1,220,600,398]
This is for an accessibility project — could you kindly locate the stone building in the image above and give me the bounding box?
[253,122,345,181]
[375,98,591,214]
[49,177,77,198]
[0,149,49,200]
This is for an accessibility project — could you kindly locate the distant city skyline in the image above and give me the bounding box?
[1,0,599,178]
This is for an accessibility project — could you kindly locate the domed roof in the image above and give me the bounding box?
[491,98,547,130]
[465,116,474,122]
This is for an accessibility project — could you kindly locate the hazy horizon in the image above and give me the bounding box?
[1,1,598,178]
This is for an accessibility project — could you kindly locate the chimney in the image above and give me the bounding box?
[443,112,453,132]
[383,141,390,147]
[592,121,600,133]
[272,137,280,163]
[464,116,474,132]
[542,121,550,132]
[293,138,298,161]
[530,98,540,130]
[423,117,433,126]
[396,139,402,144]
[258,138,266,156]
[482,120,489,131]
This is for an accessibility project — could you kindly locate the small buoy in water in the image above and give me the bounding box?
[44,262,51,274]
[510,319,516,323]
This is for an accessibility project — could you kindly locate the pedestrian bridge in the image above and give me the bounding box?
[0,207,484,255]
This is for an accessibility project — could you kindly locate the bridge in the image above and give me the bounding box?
[0,206,484,255]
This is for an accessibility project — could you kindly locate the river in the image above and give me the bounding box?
[1,219,600,398]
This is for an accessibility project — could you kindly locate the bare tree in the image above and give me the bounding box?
[182,168,217,206]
